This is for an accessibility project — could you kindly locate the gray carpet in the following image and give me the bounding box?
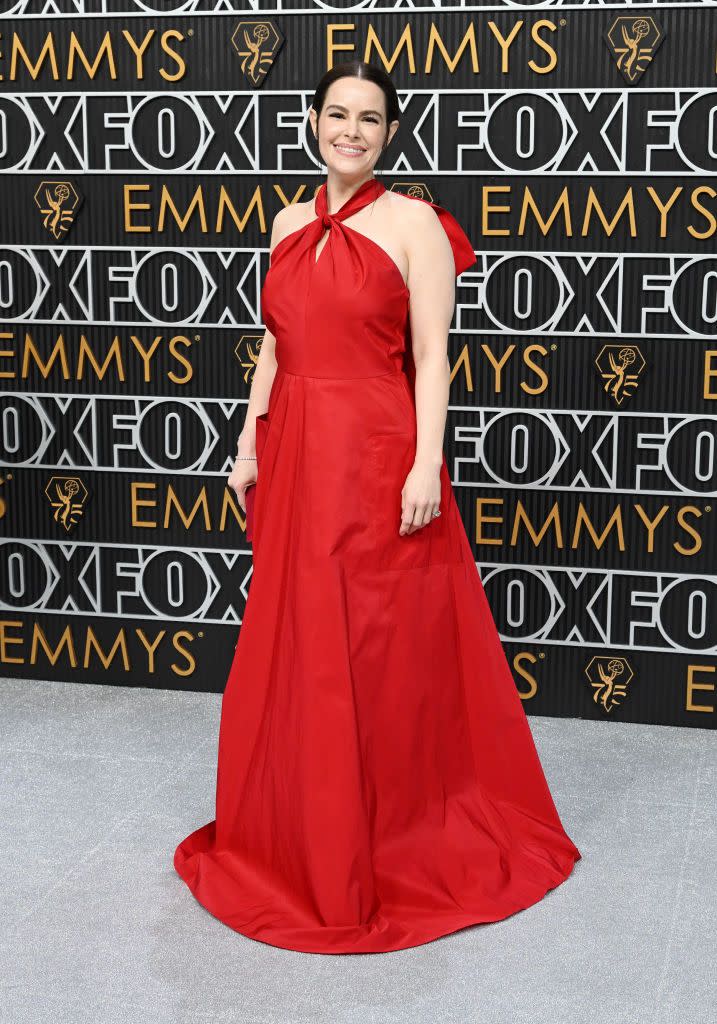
[1,676,713,1024]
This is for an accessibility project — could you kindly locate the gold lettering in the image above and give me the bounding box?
[476,497,504,545]
[425,24,478,72]
[522,344,550,395]
[449,345,474,393]
[164,486,212,530]
[519,186,572,236]
[0,332,13,379]
[633,503,669,553]
[121,29,155,79]
[124,184,152,233]
[674,506,703,556]
[84,628,130,670]
[688,185,717,239]
[172,631,197,676]
[21,332,70,379]
[513,651,539,699]
[686,664,715,713]
[481,343,515,391]
[31,623,77,667]
[158,184,209,232]
[0,620,24,664]
[704,351,717,399]
[11,34,60,81]
[529,20,558,74]
[511,501,564,548]
[572,504,625,550]
[645,186,682,237]
[136,629,166,673]
[129,335,163,382]
[67,30,117,80]
[216,185,265,233]
[582,188,636,237]
[77,335,124,381]
[483,185,511,236]
[159,29,186,82]
[327,24,357,67]
[131,482,158,528]
[487,20,522,74]
[168,336,193,384]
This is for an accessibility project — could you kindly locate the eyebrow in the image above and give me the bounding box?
[326,104,383,117]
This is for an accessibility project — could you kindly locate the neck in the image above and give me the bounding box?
[324,174,377,214]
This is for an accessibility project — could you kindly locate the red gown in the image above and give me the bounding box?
[174,176,581,954]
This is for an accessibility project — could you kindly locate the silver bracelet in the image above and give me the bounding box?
[233,454,257,460]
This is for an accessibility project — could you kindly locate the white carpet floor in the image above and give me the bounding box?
[1,677,713,1024]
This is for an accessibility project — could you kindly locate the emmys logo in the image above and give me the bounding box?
[230,21,284,88]
[390,182,434,202]
[235,334,264,385]
[34,181,83,240]
[585,656,634,714]
[603,17,665,84]
[44,476,89,531]
[594,344,646,406]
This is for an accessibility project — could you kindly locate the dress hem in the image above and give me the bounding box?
[173,827,581,956]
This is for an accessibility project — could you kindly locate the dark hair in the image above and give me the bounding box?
[310,61,400,175]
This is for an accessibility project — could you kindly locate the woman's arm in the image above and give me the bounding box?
[406,202,457,468]
[235,207,292,458]
[399,202,457,534]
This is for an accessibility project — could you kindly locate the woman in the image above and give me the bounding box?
[174,61,581,954]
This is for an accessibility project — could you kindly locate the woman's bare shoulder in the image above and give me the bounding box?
[381,188,448,270]
[384,187,440,221]
[380,187,441,238]
[269,194,317,251]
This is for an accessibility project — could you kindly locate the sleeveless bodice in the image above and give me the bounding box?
[260,177,411,378]
[260,177,476,381]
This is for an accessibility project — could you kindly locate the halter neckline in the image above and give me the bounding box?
[314,177,386,228]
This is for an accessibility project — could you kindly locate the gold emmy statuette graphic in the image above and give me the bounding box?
[390,182,435,203]
[603,17,665,84]
[585,656,634,713]
[44,475,89,531]
[594,344,646,406]
[33,181,83,240]
[235,334,264,385]
[230,21,285,87]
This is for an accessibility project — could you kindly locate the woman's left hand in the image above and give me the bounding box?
[400,460,442,535]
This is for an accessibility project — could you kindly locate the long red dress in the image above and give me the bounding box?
[174,176,581,954]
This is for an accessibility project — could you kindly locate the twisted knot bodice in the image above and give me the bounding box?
[313,177,383,234]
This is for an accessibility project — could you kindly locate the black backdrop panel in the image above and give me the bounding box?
[0,4,715,728]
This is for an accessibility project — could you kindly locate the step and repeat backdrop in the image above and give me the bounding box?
[1,1,716,728]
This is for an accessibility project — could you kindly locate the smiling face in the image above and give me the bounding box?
[309,76,399,178]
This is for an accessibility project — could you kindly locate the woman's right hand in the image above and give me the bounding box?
[228,454,258,512]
